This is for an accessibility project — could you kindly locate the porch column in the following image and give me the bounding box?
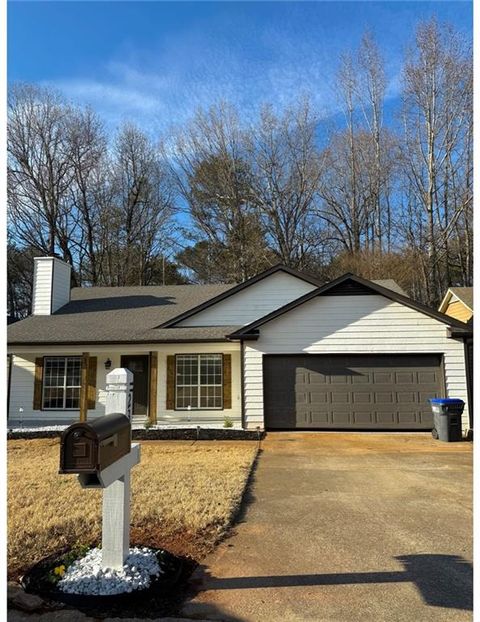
[79,351,89,422]
[149,351,158,425]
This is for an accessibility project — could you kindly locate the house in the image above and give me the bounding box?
[7,256,473,434]
[439,287,473,324]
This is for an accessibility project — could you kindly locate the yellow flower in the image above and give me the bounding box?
[53,565,65,576]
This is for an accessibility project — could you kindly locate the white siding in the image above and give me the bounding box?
[8,343,242,428]
[32,257,71,315]
[51,259,71,312]
[243,295,469,431]
[179,271,317,326]
[32,259,53,315]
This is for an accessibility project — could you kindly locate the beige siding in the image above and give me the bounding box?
[8,343,242,428]
[179,272,317,327]
[243,295,469,431]
[32,260,53,315]
[445,300,472,323]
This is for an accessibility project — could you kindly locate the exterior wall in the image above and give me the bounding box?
[179,272,317,327]
[32,259,53,315]
[32,257,71,316]
[51,259,71,312]
[243,294,469,431]
[8,342,241,428]
[444,300,472,323]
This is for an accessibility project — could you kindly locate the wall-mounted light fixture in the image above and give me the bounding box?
[104,358,112,370]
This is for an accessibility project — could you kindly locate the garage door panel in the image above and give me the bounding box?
[375,412,397,425]
[264,354,442,430]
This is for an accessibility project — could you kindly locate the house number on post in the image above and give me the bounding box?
[59,368,140,570]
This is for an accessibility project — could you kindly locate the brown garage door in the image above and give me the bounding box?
[264,354,443,430]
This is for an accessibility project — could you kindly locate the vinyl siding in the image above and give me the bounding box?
[32,257,71,316]
[8,343,242,428]
[179,272,317,327]
[243,294,469,431]
[32,260,53,315]
[51,260,71,312]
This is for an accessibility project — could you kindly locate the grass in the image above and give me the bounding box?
[8,438,258,579]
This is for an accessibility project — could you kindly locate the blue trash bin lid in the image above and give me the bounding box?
[429,398,465,405]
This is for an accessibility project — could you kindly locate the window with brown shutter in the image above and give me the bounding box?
[223,354,232,409]
[33,357,44,410]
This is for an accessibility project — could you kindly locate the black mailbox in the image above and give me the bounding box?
[59,413,131,474]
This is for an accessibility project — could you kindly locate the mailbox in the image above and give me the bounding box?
[59,413,131,475]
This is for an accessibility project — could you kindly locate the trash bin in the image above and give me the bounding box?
[429,398,464,442]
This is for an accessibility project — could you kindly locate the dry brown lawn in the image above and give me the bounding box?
[8,438,258,579]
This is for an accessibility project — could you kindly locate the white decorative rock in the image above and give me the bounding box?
[57,547,163,596]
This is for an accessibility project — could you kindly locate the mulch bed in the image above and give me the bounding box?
[8,428,265,441]
[20,546,197,619]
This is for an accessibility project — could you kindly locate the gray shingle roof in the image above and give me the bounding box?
[8,284,239,345]
[372,280,408,296]
[450,287,473,310]
[7,275,409,346]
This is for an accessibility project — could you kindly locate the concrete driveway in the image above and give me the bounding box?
[182,433,472,622]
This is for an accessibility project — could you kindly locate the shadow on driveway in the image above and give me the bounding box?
[199,554,472,611]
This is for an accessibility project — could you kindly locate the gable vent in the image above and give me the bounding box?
[319,279,375,296]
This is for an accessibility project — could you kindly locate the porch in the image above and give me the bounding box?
[7,343,242,429]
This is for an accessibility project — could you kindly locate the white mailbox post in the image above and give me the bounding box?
[101,368,138,570]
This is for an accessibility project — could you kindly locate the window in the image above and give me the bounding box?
[176,354,223,410]
[43,357,82,410]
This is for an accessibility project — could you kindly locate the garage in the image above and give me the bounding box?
[263,354,443,430]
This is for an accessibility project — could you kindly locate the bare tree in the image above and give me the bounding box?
[104,123,174,286]
[67,107,107,285]
[401,18,472,304]
[7,84,77,277]
[167,103,271,282]
[248,98,324,270]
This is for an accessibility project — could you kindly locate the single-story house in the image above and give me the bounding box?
[7,256,473,433]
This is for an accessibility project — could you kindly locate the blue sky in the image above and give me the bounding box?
[8,1,472,135]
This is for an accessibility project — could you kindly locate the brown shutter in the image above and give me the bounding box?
[149,351,158,424]
[166,355,175,410]
[33,357,44,410]
[79,352,89,422]
[87,357,97,410]
[223,354,232,409]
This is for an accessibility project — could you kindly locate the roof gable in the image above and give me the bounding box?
[228,273,472,339]
[439,287,473,314]
[158,264,322,328]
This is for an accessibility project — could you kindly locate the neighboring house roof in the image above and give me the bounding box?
[8,284,240,345]
[371,279,407,296]
[439,287,473,314]
[158,264,323,328]
[228,273,472,340]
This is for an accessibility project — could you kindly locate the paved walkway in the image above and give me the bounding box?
[182,432,473,622]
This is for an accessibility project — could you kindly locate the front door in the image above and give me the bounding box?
[120,355,149,419]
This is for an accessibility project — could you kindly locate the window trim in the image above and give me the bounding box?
[42,356,82,411]
[174,353,224,411]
